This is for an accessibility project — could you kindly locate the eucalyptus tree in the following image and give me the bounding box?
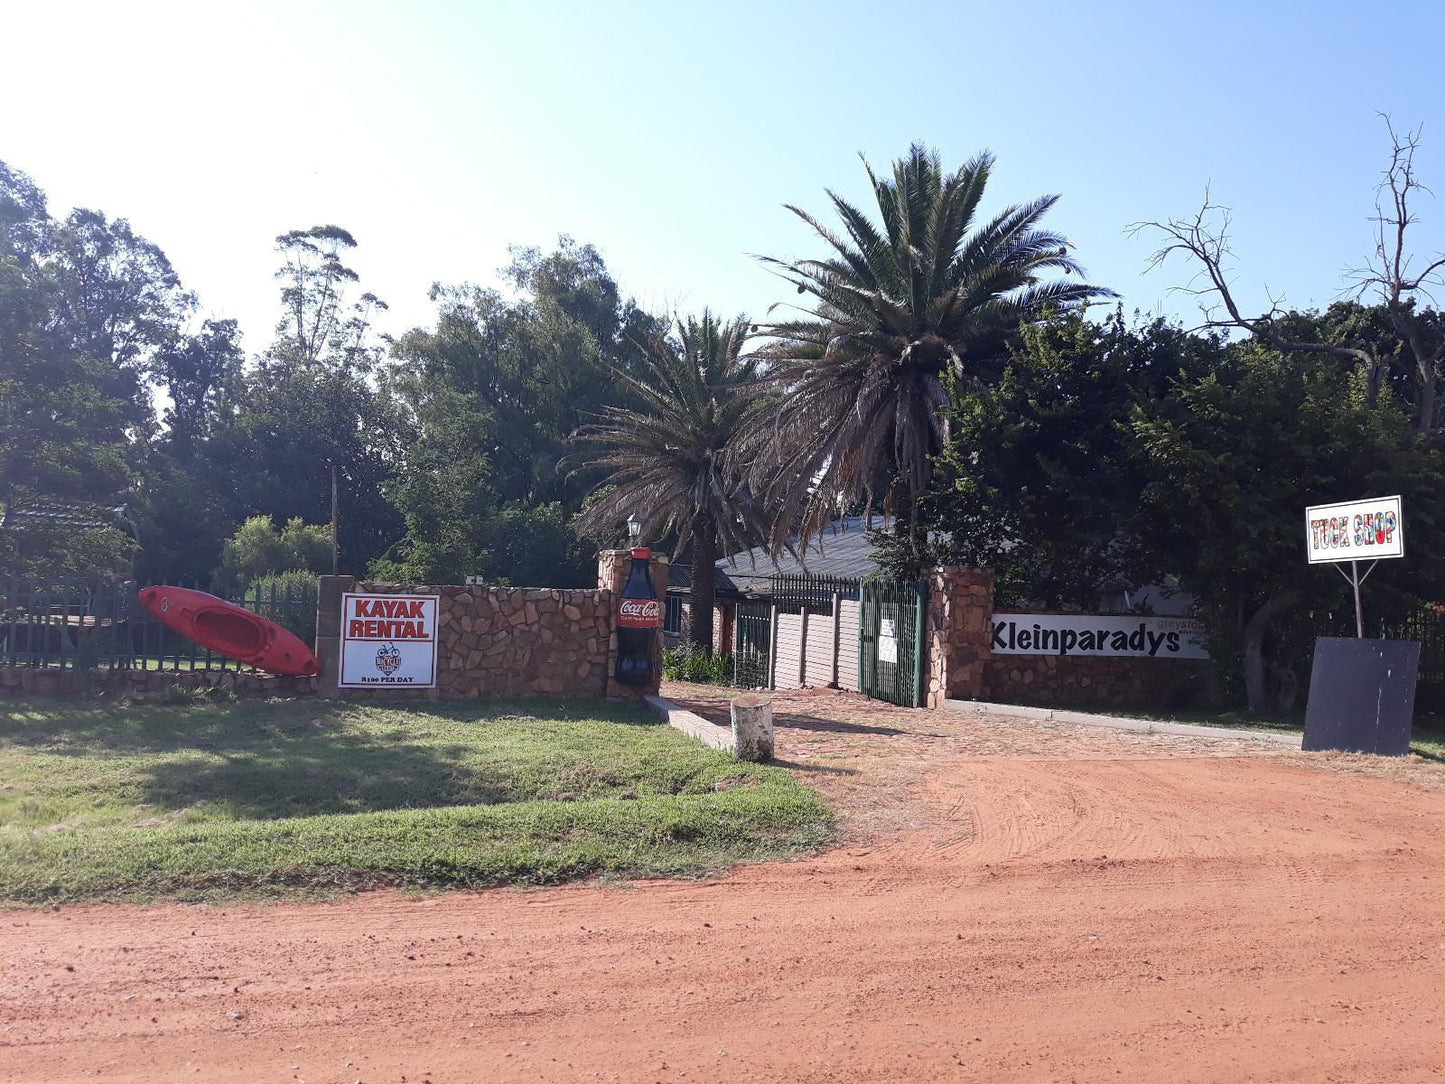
[750,142,1113,549]
[571,311,766,652]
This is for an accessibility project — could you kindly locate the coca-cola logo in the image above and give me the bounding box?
[618,598,661,627]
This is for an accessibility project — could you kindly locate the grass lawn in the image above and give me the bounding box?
[0,697,832,904]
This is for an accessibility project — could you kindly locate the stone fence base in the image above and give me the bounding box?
[0,665,318,700]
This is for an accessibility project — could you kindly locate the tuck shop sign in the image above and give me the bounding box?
[992,614,1209,660]
[339,593,440,688]
[1305,495,1404,564]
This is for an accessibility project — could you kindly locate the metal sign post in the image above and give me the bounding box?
[1304,495,1403,637]
[1302,496,1417,755]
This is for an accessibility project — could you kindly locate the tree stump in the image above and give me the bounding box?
[730,694,774,761]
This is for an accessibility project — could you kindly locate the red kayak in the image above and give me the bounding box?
[136,586,319,677]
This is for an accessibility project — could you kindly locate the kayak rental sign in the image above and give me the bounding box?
[1304,495,1404,564]
[339,593,440,688]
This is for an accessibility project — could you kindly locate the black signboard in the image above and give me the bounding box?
[1302,637,1419,756]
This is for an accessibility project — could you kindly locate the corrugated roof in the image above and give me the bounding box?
[666,562,741,595]
[718,515,893,592]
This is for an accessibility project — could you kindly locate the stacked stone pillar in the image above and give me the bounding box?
[315,574,357,700]
[923,567,995,708]
[596,549,669,700]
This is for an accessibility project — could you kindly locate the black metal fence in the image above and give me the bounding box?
[0,577,318,671]
[1379,606,1445,686]
[762,573,861,614]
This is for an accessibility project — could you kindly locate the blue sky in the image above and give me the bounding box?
[6,0,1443,350]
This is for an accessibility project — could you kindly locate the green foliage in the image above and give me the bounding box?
[369,501,594,587]
[215,516,330,593]
[571,310,767,650]
[873,310,1214,607]
[382,238,667,588]
[0,162,158,579]
[0,698,831,902]
[242,569,320,644]
[662,644,734,685]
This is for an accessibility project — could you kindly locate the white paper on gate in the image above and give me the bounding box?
[878,618,898,664]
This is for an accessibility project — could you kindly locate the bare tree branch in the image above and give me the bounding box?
[1131,115,1445,435]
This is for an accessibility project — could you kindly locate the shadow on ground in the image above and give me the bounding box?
[0,697,659,821]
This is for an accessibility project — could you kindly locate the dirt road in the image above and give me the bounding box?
[4,691,1444,1082]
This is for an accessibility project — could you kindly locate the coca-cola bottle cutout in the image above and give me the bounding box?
[615,547,661,687]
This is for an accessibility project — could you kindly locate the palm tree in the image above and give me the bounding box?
[749,142,1115,550]
[571,311,765,653]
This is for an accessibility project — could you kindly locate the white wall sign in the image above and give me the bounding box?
[1305,495,1404,564]
[339,593,440,688]
[992,614,1209,660]
[878,618,898,664]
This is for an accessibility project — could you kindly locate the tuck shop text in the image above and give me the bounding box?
[1309,511,1398,554]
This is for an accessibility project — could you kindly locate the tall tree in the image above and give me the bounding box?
[748,143,1114,550]
[272,225,387,369]
[48,207,194,382]
[380,238,663,587]
[0,161,156,578]
[1127,342,1445,711]
[155,318,244,452]
[570,312,765,652]
[1133,117,1445,435]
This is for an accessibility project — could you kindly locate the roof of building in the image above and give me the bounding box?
[666,561,742,596]
[717,514,893,593]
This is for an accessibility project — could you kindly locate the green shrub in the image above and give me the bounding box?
[242,569,319,646]
[663,645,733,685]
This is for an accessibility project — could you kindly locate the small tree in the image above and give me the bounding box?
[214,515,331,594]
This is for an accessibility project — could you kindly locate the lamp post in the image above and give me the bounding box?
[626,514,642,548]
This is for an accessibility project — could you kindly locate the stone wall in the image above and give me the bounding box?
[985,654,1213,712]
[0,665,317,699]
[924,571,1214,712]
[353,582,614,700]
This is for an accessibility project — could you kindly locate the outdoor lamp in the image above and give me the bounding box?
[626,514,642,546]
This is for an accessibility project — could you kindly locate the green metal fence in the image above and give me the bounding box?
[0,577,318,671]
[732,600,772,688]
[858,578,925,707]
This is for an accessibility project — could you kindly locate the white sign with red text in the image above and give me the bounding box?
[339,593,440,688]
[1305,495,1404,564]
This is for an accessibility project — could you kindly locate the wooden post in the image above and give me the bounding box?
[798,609,809,686]
[731,694,774,761]
[767,603,780,689]
[830,592,842,688]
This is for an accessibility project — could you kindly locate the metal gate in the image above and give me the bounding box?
[858,578,925,706]
[732,601,772,688]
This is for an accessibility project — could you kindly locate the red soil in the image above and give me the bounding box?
[3,687,1444,1083]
